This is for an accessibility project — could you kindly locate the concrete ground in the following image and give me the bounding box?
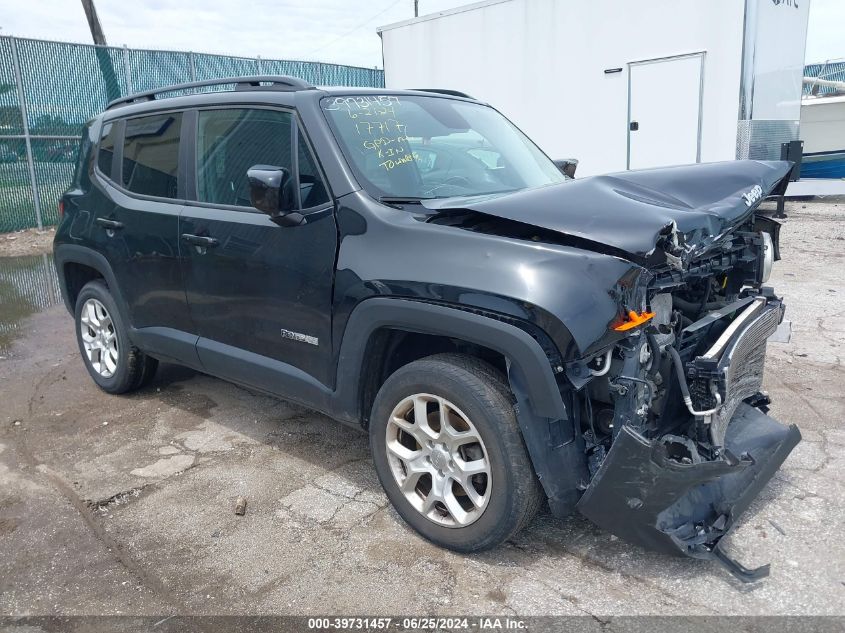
[0,200,843,619]
[0,227,54,258]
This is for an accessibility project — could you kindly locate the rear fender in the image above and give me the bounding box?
[53,244,129,322]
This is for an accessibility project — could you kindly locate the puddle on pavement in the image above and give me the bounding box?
[0,254,63,352]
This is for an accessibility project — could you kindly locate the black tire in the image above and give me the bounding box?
[370,353,544,552]
[74,279,158,394]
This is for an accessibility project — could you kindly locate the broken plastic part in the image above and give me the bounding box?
[577,403,800,582]
[613,310,656,331]
[709,545,771,583]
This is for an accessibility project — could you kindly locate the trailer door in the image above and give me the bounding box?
[628,53,705,170]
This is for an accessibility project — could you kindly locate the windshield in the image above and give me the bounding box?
[321,94,565,200]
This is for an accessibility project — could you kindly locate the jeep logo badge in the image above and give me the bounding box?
[742,185,764,207]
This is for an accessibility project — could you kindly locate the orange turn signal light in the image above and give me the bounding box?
[613,310,656,332]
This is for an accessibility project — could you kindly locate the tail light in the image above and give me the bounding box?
[58,199,65,218]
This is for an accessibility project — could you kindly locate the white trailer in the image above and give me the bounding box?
[378,0,811,178]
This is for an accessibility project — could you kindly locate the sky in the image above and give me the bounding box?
[804,0,843,64]
[0,0,841,69]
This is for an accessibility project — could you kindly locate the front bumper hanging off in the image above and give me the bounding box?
[577,402,800,582]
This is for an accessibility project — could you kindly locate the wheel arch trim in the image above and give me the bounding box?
[54,244,130,325]
[334,298,568,422]
[334,297,587,517]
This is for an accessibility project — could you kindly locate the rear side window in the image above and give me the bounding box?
[96,121,117,177]
[196,108,292,207]
[122,112,182,199]
[74,122,96,187]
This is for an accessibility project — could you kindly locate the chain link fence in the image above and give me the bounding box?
[0,35,384,233]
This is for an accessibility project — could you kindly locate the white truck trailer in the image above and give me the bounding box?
[378,0,811,177]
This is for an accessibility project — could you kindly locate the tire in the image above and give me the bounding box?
[370,353,544,552]
[74,279,158,394]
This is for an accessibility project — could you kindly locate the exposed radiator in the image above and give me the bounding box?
[689,299,783,447]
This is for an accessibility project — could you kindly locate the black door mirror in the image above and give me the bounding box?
[553,158,578,179]
[247,165,294,217]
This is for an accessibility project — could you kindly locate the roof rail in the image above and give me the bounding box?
[412,88,476,100]
[105,75,315,110]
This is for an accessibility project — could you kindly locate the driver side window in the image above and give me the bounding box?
[196,108,293,208]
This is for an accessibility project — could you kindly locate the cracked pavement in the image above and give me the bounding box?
[0,200,844,617]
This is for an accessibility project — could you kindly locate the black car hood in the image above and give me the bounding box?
[423,160,793,263]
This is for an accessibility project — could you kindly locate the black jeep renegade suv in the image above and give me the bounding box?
[54,76,799,580]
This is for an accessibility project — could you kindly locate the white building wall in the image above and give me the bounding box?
[743,0,811,122]
[380,0,748,177]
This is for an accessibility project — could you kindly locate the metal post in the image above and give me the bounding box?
[10,37,43,229]
[189,51,196,81]
[775,194,787,219]
[256,55,263,74]
[123,44,133,93]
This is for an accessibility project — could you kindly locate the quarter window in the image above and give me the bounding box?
[122,112,182,199]
[196,108,293,207]
[74,122,96,187]
[297,139,330,208]
[96,121,117,178]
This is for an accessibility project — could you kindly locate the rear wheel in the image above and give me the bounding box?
[74,280,158,394]
[370,353,543,552]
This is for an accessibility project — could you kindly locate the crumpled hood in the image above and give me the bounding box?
[423,160,793,263]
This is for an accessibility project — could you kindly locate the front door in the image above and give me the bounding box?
[179,107,337,389]
[628,53,705,170]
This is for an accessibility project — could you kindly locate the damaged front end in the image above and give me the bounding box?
[423,158,798,579]
[568,219,800,582]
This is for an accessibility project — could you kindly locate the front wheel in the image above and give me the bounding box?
[370,353,544,552]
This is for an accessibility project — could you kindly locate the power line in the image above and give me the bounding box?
[307,0,404,55]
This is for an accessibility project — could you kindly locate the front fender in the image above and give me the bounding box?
[333,298,588,515]
[333,196,650,361]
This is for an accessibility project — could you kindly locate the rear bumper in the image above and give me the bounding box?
[576,402,800,577]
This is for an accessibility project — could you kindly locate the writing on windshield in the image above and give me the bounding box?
[322,94,565,200]
[324,96,417,172]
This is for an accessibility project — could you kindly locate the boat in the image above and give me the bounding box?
[801,66,845,179]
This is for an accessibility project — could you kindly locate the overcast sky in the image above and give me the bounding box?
[0,0,841,68]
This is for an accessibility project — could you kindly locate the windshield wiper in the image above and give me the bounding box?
[378,196,434,205]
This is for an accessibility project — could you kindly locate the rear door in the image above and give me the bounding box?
[179,106,337,388]
[91,112,195,361]
[628,53,705,170]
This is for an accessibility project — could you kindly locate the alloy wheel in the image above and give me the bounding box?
[385,393,492,527]
[79,298,119,378]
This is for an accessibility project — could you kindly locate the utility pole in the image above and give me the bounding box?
[79,0,121,101]
[414,1,419,17]
[80,0,108,45]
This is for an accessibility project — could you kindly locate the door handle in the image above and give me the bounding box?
[181,233,220,248]
[95,217,124,230]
